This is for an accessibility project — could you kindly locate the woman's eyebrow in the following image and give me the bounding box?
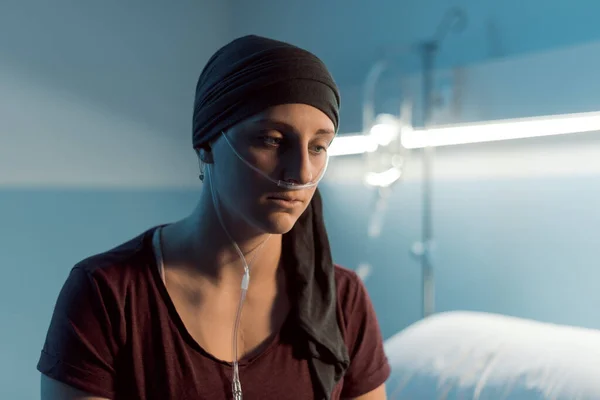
[315,128,335,135]
[250,118,334,135]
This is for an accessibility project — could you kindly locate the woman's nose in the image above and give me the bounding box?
[281,148,313,184]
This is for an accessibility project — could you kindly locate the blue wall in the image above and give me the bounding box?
[321,176,600,339]
[233,0,600,86]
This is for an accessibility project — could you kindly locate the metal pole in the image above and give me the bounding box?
[421,42,437,318]
[416,6,466,319]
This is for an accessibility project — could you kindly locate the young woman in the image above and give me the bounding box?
[38,35,390,400]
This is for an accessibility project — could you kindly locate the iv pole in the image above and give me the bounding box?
[414,8,467,318]
[418,41,436,318]
[359,7,466,318]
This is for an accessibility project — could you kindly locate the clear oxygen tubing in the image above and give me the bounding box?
[209,128,334,398]
[206,163,271,400]
[221,131,331,191]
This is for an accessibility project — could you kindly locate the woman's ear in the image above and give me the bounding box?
[196,145,214,164]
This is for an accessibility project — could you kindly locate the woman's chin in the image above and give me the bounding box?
[257,212,300,235]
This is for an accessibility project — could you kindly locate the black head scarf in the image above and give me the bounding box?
[192,35,340,146]
[191,35,349,399]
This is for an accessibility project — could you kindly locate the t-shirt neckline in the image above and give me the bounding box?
[147,225,286,368]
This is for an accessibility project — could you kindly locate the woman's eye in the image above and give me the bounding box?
[261,136,282,147]
[311,144,328,154]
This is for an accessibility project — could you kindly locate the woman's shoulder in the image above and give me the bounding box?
[44,226,161,344]
[74,227,157,281]
[38,227,161,398]
[332,264,391,395]
[63,227,159,305]
[333,264,364,299]
[332,264,374,324]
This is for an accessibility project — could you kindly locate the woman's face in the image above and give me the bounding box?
[204,103,336,235]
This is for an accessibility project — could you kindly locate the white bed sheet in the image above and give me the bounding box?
[384,311,600,399]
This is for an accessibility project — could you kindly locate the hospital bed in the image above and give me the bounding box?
[384,311,600,399]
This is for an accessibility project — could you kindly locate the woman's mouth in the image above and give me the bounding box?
[266,195,302,208]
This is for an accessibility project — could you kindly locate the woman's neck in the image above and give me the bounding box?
[160,199,283,289]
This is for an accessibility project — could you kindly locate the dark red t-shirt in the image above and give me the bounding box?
[37,229,390,399]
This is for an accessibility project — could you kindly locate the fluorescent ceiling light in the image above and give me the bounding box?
[330,111,600,156]
[370,122,399,146]
[329,114,400,156]
[364,167,402,187]
[402,111,600,149]
[328,134,378,156]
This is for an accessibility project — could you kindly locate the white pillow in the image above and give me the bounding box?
[384,311,600,399]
